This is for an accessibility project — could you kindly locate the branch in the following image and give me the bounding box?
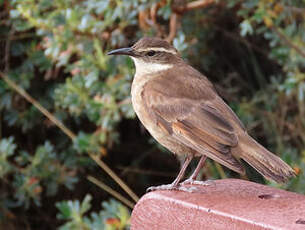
[272,27,305,59]
[0,72,139,203]
[173,0,215,14]
[0,33,37,41]
[90,154,139,202]
[87,176,135,209]
[4,28,14,73]
[166,0,215,43]
[150,3,165,37]
[166,13,178,43]
[0,73,76,139]
[284,6,305,14]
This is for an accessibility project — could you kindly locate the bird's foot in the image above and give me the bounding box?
[180,179,214,186]
[146,183,198,193]
[146,183,178,192]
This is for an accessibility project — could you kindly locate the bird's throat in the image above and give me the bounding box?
[131,57,173,75]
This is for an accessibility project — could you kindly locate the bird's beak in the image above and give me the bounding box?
[107,47,137,57]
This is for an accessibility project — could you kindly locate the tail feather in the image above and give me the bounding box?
[232,134,295,183]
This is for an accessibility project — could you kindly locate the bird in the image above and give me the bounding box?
[107,37,295,191]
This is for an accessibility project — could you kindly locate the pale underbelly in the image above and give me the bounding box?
[131,93,194,156]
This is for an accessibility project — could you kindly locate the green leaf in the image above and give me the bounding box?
[56,202,72,219]
[240,20,253,36]
[80,194,92,214]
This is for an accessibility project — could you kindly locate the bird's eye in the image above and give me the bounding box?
[146,51,156,56]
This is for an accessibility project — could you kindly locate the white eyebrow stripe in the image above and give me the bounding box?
[137,47,177,55]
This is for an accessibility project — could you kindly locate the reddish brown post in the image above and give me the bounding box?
[131,179,305,230]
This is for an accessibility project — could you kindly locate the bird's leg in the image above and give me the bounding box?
[147,155,193,192]
[180,155,211,186]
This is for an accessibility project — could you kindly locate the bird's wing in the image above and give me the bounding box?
[142,65,245,174]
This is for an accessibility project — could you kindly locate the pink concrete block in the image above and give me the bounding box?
[131,179,305,230]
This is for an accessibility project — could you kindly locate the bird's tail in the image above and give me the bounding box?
[232,133,295,183]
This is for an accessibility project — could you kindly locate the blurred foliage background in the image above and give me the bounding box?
[0,0,304,229]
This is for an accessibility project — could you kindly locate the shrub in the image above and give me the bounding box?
[0,0,304,228]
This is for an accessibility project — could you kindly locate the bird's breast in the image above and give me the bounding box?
[131,73,154,127]
[131,73,166,141]
[131,73,199,156]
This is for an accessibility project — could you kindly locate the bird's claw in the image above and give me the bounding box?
[146,183,200,193]
[180,179,214,186]
[146,184,179,192]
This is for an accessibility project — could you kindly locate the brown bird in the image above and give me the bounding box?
[108,37,295,191]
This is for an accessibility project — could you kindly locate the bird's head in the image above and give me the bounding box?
[107,37,181,74]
